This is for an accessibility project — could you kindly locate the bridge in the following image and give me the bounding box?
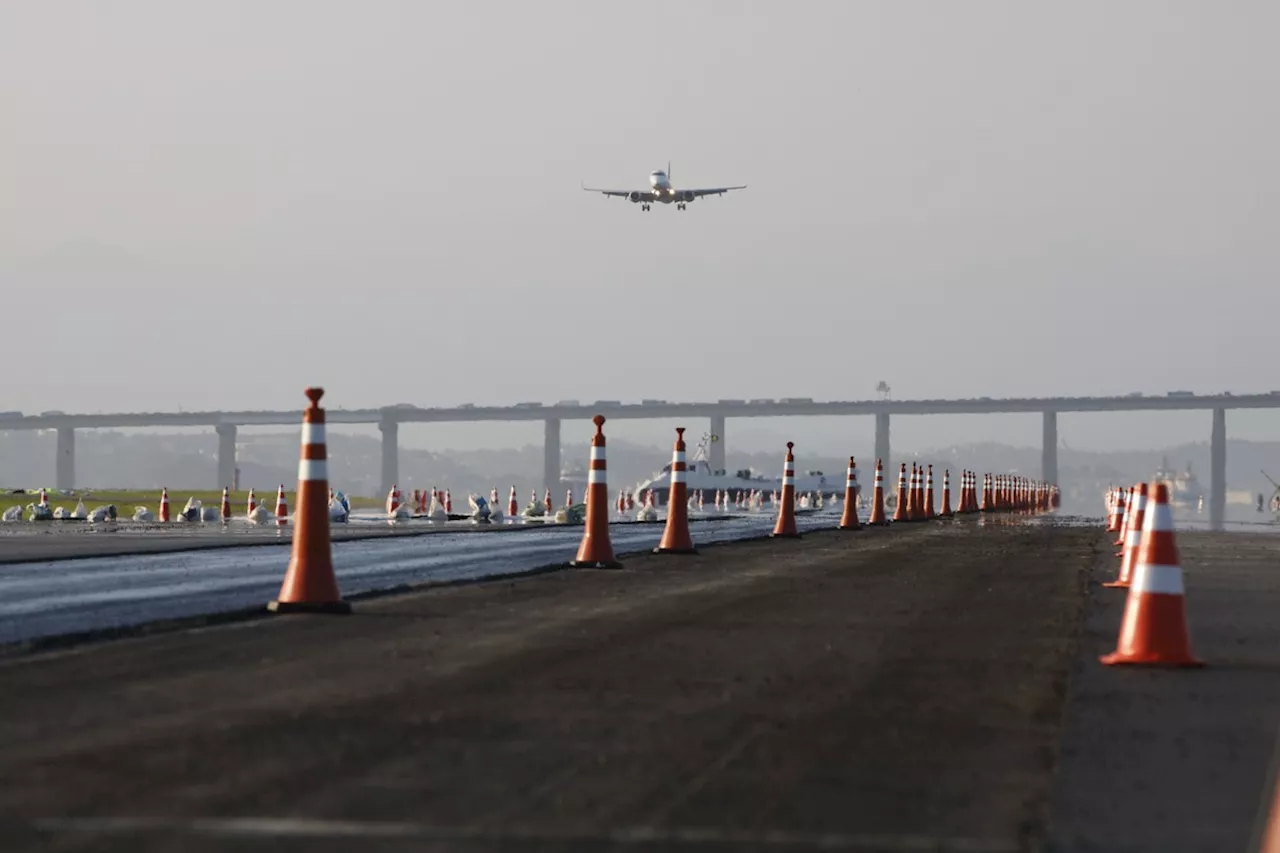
[6,391,1278,530]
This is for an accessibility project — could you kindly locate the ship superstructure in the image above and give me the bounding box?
[630,433,843,504]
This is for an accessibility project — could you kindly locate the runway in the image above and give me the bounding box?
[4,522,1276,852]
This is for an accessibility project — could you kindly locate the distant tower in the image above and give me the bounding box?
[876,381,891,400]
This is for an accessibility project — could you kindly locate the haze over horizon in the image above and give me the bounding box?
[3,1,1276,454]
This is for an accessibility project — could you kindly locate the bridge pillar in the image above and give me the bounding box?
[874,412,890,475]
[55,426,76,490]
[709,415,726,473]
[1210,407,1226,532]
[379,418,399,497]
[215,424,237,489]
[1041,411,1058,485]
[543,418,561,494]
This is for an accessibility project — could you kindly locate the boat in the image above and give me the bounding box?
[1153,456,1205,509]
[559,464,590,494]
[629,433,844,504]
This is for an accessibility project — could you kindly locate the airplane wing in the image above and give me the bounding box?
[686,185,747,198]
[581,184,651,200]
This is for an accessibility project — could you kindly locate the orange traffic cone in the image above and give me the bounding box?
[158,486,170,522]
[268,387,350,614]
[924,464,936,519]
[839,456,861,530]
[1100,482,1202,667]
[867,459,888,526]
[1114,485,1135,546]
[939,469,954,517]
[1106,482,1148,589]
[771,441,800,538]
[570,415,621,568]
[655,427,697,554]
[1106,488,1124,532]
[1254,765,1280,853]
[891,463,909,523]
[274,484,288,527]
[219,487,231,523]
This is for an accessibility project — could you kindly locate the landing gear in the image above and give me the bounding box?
[677,203,686,210]
[641,203,650,211]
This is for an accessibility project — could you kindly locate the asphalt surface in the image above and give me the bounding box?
[1,520,1275,852]
[0,517,1095,852]
[1046,530,1280,852]
[0,510,840,647]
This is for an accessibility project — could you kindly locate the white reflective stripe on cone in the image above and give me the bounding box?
[590,446,606,460]
[588,469,607,484]
[301,423,326,445]
[298,459,328,482]
[1130,562,1185,595]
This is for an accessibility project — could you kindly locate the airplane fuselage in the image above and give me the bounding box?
[648,170,679,202]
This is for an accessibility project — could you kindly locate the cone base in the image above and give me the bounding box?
[1102,580,1130,589]
[770,532,801,539]
[570,560,623,569]
[1099,651,1204,668]
[653,546,699,555]
[267,599,352,614]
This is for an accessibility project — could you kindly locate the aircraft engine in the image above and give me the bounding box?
[628,191,642,203]
[682,190,695,203]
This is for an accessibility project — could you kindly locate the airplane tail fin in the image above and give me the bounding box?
[668,161,672,183]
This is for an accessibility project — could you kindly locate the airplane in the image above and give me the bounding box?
[582,162,746,211]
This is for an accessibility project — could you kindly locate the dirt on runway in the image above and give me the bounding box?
[0,518,1103,852]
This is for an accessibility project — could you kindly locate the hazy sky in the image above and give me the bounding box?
[3,1,1277,454]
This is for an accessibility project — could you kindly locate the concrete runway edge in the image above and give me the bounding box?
[0,522,834,659]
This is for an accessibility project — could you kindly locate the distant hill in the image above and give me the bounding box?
[3,428,1278,514]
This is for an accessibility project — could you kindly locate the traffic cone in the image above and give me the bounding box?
[158,487,171,522]
[839,456,861,530]
[220,487,231,523]
[268,387,350,614]
[891,463,909,523]
[1100,482,1202,667]
[1106,482,1148,589]
[866,459,888,525]
[1115,485,1135,546]
[1254,766,1280,853]
[924,464,936,519]
[508,485,518,518]
[38,488,48,508]
[770,441,801,538]
[274,484,288,526]
[939,469,954,517]
[654,427,697,554]
[569,415,621,568]
[246,488,257,518]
